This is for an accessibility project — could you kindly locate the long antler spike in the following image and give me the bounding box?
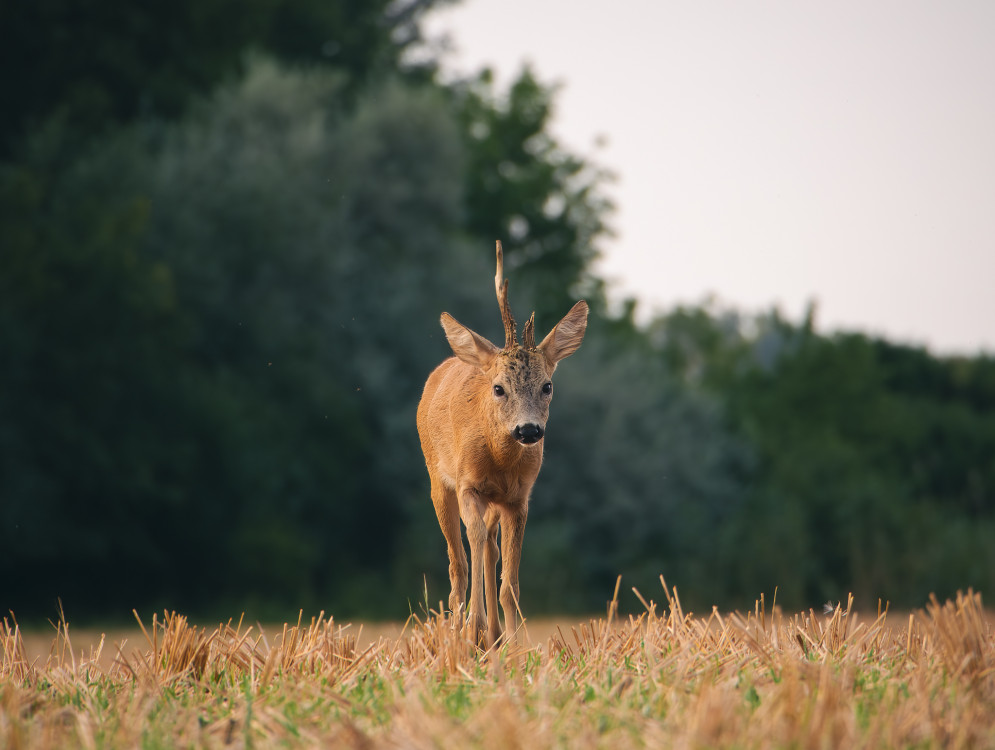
[523,312,536,349]
[495,241,517,349]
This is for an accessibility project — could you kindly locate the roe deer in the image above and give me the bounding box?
[416,241,588,647]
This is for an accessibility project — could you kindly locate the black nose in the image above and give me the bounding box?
[514,423,544,444]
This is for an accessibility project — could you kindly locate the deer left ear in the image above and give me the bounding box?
[441,313,501,369]
[538,301,588,366]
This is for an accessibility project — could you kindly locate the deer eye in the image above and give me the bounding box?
[493,384,506,397]
[541,382,552,395]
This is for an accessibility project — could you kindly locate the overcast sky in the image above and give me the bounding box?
[422,1,995,355]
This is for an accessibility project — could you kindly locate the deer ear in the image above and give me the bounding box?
[440,313,501,369]
[538,300,588,366]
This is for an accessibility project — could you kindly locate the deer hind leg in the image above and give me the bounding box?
[458,488,488,647]
[484,505,502,646]
[499,503,528,645]
[431,478,466,620]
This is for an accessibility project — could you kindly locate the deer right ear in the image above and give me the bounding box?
[538,300,589,366]
[440,313,501,369]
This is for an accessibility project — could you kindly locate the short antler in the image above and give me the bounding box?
[495,241,517,349]
[523,312,536,349]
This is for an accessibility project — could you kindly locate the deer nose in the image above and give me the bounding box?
[514,423,544,445]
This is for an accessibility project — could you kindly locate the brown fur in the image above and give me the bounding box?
[416,242,588,646]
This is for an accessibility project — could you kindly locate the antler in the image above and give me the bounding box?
[522,312,536,349]
[495,241,517,349]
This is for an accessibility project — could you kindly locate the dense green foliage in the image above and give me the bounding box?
[2,1,992,621]
[0,0,441,157]
[650,304,995,608]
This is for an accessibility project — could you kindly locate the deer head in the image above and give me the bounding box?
[438,245,587,446]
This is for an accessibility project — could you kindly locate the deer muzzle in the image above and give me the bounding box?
[513,423,544,445]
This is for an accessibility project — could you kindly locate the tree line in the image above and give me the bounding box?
[2,0,992,621]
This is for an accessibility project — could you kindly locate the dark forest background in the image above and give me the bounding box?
[2,0,994,623]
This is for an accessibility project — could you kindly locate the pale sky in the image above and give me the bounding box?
[422,1,995,355]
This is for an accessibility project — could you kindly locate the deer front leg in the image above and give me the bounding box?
[458,488,488,646]
[499,503,528,645]
[484,505,502,646]
[431,479,466,619]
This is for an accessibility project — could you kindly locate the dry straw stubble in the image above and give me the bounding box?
[2,580,994,749]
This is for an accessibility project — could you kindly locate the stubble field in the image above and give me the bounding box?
[3,580,994,749]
